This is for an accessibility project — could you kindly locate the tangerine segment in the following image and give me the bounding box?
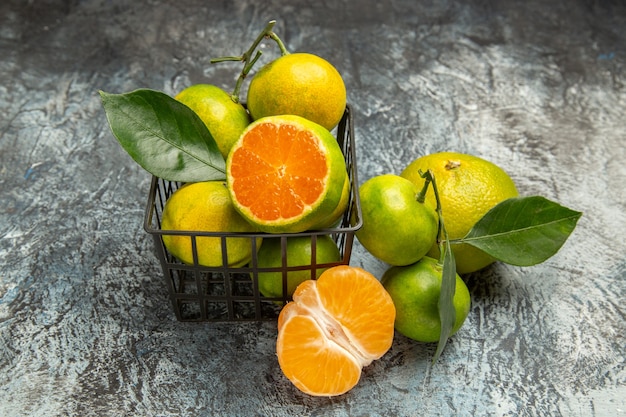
[227,115,347,233]
[315,266,396,360]
[277,304,362,397]
[276,266,396,396]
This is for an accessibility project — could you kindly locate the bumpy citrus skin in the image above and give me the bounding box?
[226,115,347,233]
[246,53,347,131]
[160,181,261,267]
[175,84,251,159]
[401,152,519,274]
[381,256,471,343]
[356,174,438,266]
[256,235,341,299]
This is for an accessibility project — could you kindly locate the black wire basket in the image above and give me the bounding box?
[143,105,362,321]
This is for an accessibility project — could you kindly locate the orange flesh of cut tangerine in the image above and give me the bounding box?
[228,122,328,221]
[276,265,396,397]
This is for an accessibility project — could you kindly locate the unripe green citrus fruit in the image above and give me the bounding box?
[256,235,341,299]
[381,256,471,343]
[355,174,438,266]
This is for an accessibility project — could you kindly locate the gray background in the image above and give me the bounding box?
[1,0,625,416]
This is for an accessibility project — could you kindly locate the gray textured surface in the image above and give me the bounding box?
[1,0,625,416]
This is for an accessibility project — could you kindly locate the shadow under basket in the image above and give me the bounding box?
[144,105,362,322]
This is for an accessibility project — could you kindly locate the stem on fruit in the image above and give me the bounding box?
[210,20,290,103]
[416,172,430,204]
[228,50,263,103]
[417,169,448,259]
[430,175,449,265]
[269,31,290,56]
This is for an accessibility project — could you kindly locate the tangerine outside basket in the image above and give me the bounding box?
[144,105,362,321]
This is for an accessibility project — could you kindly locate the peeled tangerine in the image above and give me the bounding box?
[276,265,396,396]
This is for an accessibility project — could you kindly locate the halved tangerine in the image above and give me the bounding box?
[226,115,347,233]
[276,265,396,396]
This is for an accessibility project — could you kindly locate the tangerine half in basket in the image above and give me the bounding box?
[226,115,347,233]
[276,265,396,396]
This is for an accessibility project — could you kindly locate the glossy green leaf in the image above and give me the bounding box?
[433,239,456,364]
[457,196,582,266]
[420,168,459,364]
[99,89,226,182]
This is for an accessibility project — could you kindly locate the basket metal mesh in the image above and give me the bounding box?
[144,105,361,321]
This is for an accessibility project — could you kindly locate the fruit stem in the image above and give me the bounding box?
[210,20,290,103]
[430,175,448,264]
[415,172,430,204]
[269,30,290,56]
[229,50,263,103]
[417,169,450,262]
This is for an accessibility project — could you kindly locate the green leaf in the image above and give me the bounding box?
[420,168,458,364]
[433,239,457,364]
[457,196,582,266]
[99,89,226,182]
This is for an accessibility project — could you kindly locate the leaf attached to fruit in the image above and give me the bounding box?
[100,89,226,182]
[457,196,582,266]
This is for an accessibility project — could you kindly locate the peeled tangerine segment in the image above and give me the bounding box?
[277,306,362,396]
[276,266,396,397]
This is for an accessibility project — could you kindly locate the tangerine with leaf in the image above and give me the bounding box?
[401,152,519,274]
[382,256,471,343]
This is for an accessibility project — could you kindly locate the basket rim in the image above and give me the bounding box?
[142,104,363,238]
